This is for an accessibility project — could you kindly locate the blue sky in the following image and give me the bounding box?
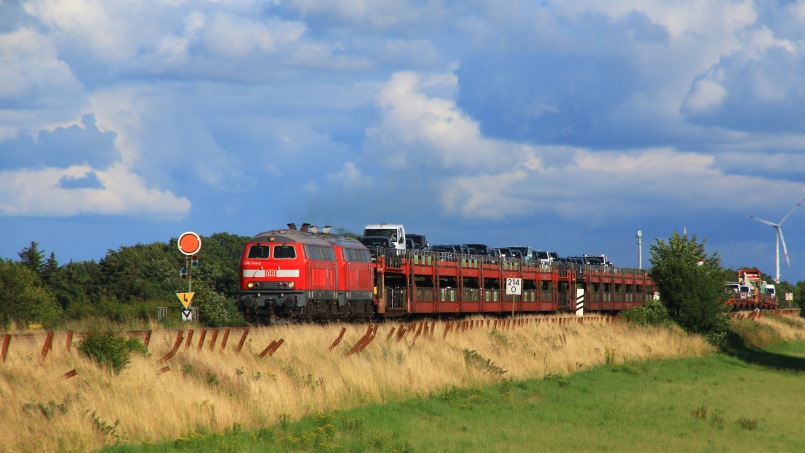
[2,0,805,283]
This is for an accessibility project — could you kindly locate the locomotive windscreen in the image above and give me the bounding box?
[247,245,270,259]
[274,245,296,259]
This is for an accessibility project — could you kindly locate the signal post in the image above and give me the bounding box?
[177,232,202,322]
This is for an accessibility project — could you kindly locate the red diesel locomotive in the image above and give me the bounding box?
[239,225,374,323]
[238,224,657,323]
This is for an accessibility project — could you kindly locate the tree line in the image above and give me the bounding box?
[0,233,249,329]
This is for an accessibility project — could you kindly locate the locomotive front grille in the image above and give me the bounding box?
[248,281,293,289]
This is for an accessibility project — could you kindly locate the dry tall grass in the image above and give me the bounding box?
[1,315,718,452]
[729,312,805,348]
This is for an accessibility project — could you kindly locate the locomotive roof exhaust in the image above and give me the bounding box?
[287,222,330,234]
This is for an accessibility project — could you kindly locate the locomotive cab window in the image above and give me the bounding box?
[247,244,270,259]
[274,245,297,259]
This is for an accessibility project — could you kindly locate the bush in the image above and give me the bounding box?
[193,283,245,327]
[78,331,148,374]
[621,298,671,326]
[0,260,63,329]
[649,232,731,346]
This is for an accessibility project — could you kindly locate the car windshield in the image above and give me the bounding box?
[364,229,395,238]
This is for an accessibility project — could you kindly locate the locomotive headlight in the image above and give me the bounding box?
[288,281,295,289]
[247,282,255,289]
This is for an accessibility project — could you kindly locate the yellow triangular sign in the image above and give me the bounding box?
[176,292,195,309]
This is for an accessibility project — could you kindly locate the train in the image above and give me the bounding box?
[725,268,778,311]
[238,223,658,323]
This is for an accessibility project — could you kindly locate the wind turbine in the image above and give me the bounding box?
[747,198,804,283]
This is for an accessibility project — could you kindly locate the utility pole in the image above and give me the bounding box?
[637,230,642,269]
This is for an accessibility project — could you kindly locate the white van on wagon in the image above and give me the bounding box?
[363,223,406,251]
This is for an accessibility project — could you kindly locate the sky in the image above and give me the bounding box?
[2,0,805,283]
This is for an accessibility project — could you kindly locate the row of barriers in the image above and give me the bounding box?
[0,328,253,365]
[0,316,620,367]
[2,310,797,376]
[731,308,801,319]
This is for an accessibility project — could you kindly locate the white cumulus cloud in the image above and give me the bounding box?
[684,77,727,112]
[362,71,805,222]
[0,164,190,218]
[366,71,504,170]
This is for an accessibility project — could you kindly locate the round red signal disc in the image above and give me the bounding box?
[178,232,202,255]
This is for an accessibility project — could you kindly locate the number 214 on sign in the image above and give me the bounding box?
[506,278,521,295]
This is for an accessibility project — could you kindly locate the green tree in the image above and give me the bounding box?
[184,232,248,298]
[98,242,183,303]
[0,260,63,328]
[61,260,104,317]
[649,232,731,345]
[772,280,796,309]
[794,281,805,313]
[18,241,45,276]
[192,280,245,327]
[3,232,253,326]
[621,298,671,326]
[42,252,59,285]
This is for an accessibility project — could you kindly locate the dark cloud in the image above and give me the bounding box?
[456,52,639,146]
[58,171,104,190]
[0,114,118,169]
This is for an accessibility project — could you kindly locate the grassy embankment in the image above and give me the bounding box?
[1,314,803,452]
[144,341,803,452]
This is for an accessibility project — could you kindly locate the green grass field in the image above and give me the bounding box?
[102,341,805,452]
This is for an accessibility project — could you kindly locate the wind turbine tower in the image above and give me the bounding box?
[747,198,804,283]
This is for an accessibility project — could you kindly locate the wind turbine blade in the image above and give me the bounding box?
[779,198,804,224]
[747,216,777,227]
[778,226,791,266]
